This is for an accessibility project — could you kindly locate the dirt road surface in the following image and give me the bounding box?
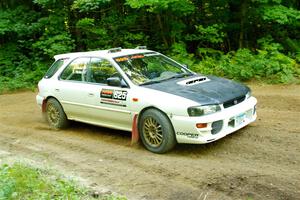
[0,84,299,200]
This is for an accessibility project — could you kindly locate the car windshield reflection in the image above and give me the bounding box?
[114,54,191,85]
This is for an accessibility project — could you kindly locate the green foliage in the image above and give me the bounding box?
[33,33,75,57]
[126,0,195,14]
[170,42,196,67]
[188,42,299,83]
[186,24,226,44]
[0,163,89,200]
[168,34,299,84]
[0,6,40,36]
[0,0,299,92]
[72,0,111,12]
[33,0,58,8]
[0,163,127,200]
[261,5,300,25]
[76,18,95,29]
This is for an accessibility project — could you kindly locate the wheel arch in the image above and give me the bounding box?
[137,106,176,138]
[42,96,63,112]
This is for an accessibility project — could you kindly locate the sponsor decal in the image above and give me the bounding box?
[131,54,144,59]
[100,89,128,107]
[176,132,199,139]
[115,54,145,62]
[115,57,129,62]
[100,89,113,98]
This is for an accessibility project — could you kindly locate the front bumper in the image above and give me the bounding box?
[171,96,257,144]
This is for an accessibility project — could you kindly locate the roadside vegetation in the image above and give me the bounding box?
[0,0,299,93]
[0,163,126,200]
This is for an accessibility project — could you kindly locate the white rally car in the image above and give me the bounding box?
[36,47,257,153]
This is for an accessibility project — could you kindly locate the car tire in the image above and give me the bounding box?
[46,98,69,129]
[139,109,176,153]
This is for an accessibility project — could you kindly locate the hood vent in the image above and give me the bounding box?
[177,76,209,86]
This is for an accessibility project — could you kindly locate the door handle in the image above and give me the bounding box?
[55,88,60,92]
[88,93,94,97]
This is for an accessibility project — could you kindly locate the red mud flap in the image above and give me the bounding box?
[42,99,47,112]
[131,114,139,145]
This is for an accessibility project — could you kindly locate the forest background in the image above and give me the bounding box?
[0,0,299,93]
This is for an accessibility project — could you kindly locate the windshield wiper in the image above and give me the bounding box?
[139,80,161,86]
[175,72,193,78]
[139,72,192,86]
[164,72,193,80]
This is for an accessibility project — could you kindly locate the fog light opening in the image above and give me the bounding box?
[196,123,207,128]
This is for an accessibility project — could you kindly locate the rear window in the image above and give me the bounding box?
[44,58,68,79]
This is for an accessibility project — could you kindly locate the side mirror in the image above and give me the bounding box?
[107,77,127,88]
[107,77,121,87]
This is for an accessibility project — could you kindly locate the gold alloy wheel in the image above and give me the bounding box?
[143,117,163,147]
[47,103,60,126]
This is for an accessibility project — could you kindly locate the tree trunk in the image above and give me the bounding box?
[156,14,168,48]
[239,0,248,48]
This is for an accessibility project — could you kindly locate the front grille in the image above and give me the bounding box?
[212,120,223,135]
[223,96,246,108]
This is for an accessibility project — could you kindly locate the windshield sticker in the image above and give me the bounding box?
[131,54,144,59]
[115,57,129,62]
[100,89,127,107]
[115,54,145,62]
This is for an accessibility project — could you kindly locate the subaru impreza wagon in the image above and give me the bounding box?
[36,47,257,153]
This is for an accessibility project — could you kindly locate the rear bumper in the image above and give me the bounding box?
[171,96,257,144]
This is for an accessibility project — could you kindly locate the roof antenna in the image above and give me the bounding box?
[108,47,122,53]
[135,46,147,50]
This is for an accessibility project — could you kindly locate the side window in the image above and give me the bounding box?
[44,58,68,79]
[60,57,90,81]
[86,58,119,84]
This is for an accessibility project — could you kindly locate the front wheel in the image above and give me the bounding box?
[139,109,176,153]
[46,98,69,129]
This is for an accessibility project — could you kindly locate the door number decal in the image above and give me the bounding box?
[100,89,127,107]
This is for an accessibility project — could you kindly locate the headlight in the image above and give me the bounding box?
[187,105,221,116]
[245,91,251,99]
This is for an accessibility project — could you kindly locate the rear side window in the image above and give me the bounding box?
[44,59,68,79]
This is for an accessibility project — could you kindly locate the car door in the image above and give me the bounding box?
[55,57,97,121]
[84,57,132,131]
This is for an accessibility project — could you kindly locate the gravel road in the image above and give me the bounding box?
[0,84,299,200]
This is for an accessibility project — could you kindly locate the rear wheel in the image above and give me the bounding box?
[46,98,69,129]
[139,109,176,153]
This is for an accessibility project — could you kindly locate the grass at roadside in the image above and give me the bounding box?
[0,163,126,200]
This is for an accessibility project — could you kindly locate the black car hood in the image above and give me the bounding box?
[143,75,249,105]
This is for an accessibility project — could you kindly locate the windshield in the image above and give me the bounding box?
[114,53,192,85]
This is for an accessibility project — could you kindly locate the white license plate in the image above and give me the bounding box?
[235,113,246,127]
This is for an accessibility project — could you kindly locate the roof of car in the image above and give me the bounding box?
[54,48,155,60]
